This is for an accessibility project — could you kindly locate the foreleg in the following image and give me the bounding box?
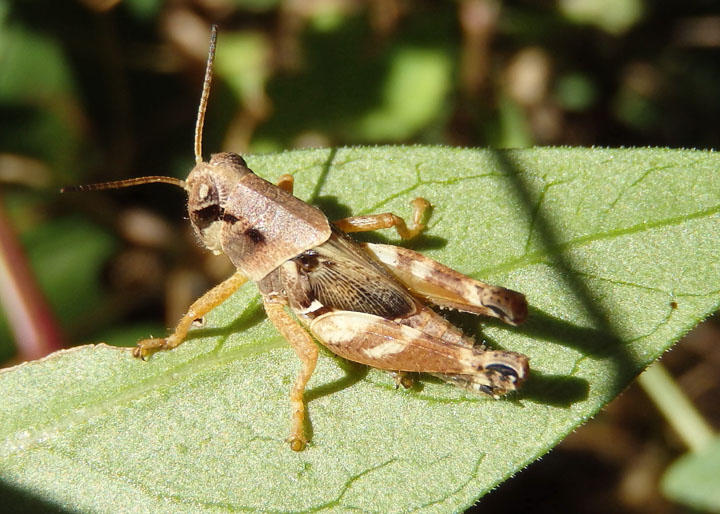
[134,271,248,359]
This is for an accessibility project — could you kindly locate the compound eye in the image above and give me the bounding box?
[190,180,222,230]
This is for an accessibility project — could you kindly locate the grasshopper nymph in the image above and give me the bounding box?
[63,26,529,451]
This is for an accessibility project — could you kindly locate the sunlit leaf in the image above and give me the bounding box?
[0,147,718,511]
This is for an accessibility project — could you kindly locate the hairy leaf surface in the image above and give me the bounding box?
[1,147,718,512]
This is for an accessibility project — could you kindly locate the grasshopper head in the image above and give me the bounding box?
[186,152,252,255]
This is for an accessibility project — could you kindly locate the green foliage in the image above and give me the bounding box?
[0,21,83,174]
[555,73,598,112]
[662,438,720,513]
[558,0,644,34]
[253,12,456,151]
[0,146,717,511]
[352,46,452,141]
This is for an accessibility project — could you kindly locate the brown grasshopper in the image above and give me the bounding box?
[64,26,529,451]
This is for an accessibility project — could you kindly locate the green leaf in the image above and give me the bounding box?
[1,147,718,511]
[662,438,720,513]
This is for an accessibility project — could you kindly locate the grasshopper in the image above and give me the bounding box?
[64,26,529,451]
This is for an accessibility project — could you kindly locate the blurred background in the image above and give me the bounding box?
[0,0,718,511]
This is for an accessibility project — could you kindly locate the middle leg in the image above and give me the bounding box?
[276,174,294,194]
[334,198,430,239]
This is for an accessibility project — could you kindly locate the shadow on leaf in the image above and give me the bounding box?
[445,306,620,360]
[0,479,73,514]
[352,229,448,251]
[304,357,369,444]
[313,195,353,221]
[520,370,590,407]
[514,307,620,358]
[186,297,267,342]
[305,357,369,404]
[491,149,642,393]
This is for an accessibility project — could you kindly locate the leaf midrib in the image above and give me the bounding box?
[477,203,720,277]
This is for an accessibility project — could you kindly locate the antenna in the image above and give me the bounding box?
[61,176,186,193]
[194,24,218,164]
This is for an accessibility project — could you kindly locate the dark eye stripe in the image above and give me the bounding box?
[222,212,239,224]
[192,204,222,228]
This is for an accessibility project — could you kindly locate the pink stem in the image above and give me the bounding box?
[0,197,65,360]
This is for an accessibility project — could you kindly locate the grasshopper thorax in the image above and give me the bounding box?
[185,151,332,281]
